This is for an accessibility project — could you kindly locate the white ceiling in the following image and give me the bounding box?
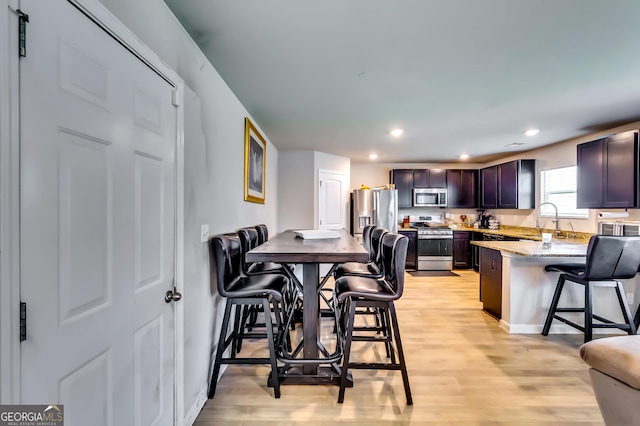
[164,0,640,164]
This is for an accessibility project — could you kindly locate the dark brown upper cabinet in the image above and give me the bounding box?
[447,169,478,208]
[412,169,447,188]
[577,131,638,209]
[480,160,535,209]
[480,166,498,209]
[577,139,604,208]
[390,169,413,208]
[497,161,519,209]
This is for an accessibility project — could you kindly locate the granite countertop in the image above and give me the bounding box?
[398,225,593,245]
[451,225,592,244]
[471,240,588,257]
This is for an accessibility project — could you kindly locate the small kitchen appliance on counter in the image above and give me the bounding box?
[409,214,453,271]
[599,221,640,236]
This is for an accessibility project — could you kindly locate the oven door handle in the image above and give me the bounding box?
[419,236,453,240]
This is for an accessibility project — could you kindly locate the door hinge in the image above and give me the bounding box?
[9,8,29,57]
[20,302,26,342]
[319,181,323,187]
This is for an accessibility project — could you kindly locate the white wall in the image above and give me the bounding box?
[278,151,350,232]
[97,0,279,423]
[278,151,315,231]
[180,87,214,423]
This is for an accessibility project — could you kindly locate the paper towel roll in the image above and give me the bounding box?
[598,211,629,219]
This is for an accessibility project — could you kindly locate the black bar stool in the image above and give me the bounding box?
[334,232,412,405]
[334,226,385,279]
[238,227,285,275]
[255,223,269,245]
[542,235,640,343]
[235,227,292,351]
[333,227,388,333]
[208,233,289,399]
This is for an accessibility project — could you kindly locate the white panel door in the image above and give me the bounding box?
[318,170,347,230]
[20,2,176,425]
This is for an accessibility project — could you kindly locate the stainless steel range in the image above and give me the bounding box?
[409,214,453,271]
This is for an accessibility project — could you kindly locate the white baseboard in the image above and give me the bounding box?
[184,388,207,426]
[500,320,629,335]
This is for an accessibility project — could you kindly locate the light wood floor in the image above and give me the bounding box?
[195,270,604,425]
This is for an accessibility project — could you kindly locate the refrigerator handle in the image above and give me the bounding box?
[372,190,379,226]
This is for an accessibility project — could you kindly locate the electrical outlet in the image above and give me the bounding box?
[627,293,635,305]
[200,224,209,243]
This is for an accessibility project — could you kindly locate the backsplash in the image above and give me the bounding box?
[398,207,640,235]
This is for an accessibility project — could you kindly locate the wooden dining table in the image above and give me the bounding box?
[245,228,368,385]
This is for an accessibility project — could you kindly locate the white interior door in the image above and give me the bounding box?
[318,170,347,276]
[20,2,176,425]
[318,169,347,230]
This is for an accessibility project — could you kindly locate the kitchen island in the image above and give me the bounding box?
[471,239,640,335]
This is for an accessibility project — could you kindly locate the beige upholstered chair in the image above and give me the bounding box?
[579,335,640,425]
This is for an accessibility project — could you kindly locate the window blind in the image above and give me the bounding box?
[539,166,588,218]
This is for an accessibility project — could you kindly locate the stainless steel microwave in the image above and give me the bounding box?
[413,188,447,207]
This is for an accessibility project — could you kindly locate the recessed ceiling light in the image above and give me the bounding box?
[390,129,404,137]
[524,129,540,136]
[369,153,378,160]
[459,154,470,160]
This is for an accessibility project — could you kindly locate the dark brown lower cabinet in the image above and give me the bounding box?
[480,247,502,319]
[471,232,482,272]
[453,231,471,269]
[399,230,417,270]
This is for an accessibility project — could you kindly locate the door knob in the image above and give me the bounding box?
[165,289,182,303]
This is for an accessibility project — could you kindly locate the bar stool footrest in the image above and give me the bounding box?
[552,315,585,332]
[347,362,403,370]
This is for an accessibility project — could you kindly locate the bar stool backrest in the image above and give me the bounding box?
[237,227,260,250]
[236,227,261,275]
[255,224,269,245]
[209,233,243,297]
[362,225,376,254]
[584,235,640,280]
[381,233,408,299]
[370,228,388,271]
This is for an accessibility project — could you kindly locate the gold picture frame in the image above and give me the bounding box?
[244,117,266,204]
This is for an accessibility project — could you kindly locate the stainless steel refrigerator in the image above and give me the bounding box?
[351,189,398,244]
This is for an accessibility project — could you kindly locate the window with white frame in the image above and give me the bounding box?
[539,166,589,219]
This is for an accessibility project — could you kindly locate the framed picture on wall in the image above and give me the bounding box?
[244,117,266,204]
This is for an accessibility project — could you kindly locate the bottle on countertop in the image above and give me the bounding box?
[465,216,474,227]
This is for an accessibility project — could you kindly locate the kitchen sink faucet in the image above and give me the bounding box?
[536,202,560,236]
